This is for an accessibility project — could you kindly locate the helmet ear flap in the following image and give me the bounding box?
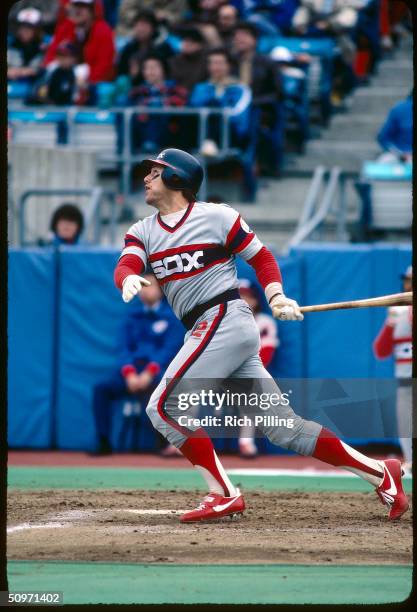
[161,166,186,190]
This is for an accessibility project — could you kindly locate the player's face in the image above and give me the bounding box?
[144,165,169,207]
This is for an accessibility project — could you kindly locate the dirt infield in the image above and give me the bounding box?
[8,489,412,565]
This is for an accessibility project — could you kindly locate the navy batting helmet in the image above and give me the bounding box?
[138,148,204,195]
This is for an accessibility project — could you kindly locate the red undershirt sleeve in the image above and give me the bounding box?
[247,246,282,289]
[373,324,394,359]
[114,254,145,290]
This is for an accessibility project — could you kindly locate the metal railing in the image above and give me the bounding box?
[286,166,348,252]
[18,187,117,246]
[8,104,237,201]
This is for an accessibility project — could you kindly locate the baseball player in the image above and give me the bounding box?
[114,148,409,523]
[374,266,413,472]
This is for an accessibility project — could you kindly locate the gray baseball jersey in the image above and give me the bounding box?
[120,201,263,319]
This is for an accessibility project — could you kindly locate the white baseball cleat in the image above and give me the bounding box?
[180,489,245,523]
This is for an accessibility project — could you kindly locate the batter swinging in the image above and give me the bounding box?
[114,149,409,523]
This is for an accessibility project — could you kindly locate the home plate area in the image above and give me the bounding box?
[8,489,412,565]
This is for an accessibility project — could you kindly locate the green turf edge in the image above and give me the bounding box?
[7,561,412,605]
[7,466,413,493]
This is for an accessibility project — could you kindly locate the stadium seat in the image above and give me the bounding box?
[356,161,412,234]
[8,110,67,145]
[265,36,335,124]
[7,80,32,100]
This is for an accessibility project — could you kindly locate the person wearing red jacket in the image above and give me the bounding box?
[373,266,413,472]
[44,0,115,84]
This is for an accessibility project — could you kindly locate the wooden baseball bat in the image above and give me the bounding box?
[300,292,412,313]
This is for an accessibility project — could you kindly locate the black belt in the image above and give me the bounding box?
[181,288,240,330]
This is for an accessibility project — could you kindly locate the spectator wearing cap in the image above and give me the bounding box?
[28,40,81,105]
[238,278,279,457]
[44,0,115,84]
[128,55,188,153]
[231,22,283,174]
[8,8,45,82]
[118,0,189,33]
[49,203,85,245]
[117,10,175,81]
[377,91,413,164]
[169,29,208,93]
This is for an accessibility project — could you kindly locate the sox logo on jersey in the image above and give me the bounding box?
[149,243,230,284]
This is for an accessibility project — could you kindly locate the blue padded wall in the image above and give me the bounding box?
[8,248,56,447]
[8,242,412,449]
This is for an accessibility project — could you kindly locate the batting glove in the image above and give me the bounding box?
[122,275,151,303]
[265,282,304,321]
[386,306,402,327]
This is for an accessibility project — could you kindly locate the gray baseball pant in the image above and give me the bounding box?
[146,299,322,453]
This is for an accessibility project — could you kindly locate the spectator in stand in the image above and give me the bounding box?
[377,91,413,164]
[189,47,252,155]
[373,266,412,472]
[292,0,360,104]
[118,0,189,34]
[183,0,226,48]
[117,10,175,80]
[49,203,85,245]
[27,40,81,105]
[169,28,208,93]
[216,3,239,50]
[8,1,60,34]
[8,8,46,84]
[231,22,283,174]
[238,279,279,457]
[234,0,298,35]
[44,0,115,85]
[56,0,105,25]
[128,55,188,153]
[90,273,184,455]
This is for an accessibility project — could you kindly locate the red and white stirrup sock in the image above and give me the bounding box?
[313,427,384,487]
[180,430,237,497]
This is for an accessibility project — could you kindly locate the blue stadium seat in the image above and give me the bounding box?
[8,110,67,123]
[264,36,335,124]
[356,161,412,235]
[362,161,413,181]
[7,80,32,100]
[259,35,335,57]
[8,110,67,145]
[73,111,116,124]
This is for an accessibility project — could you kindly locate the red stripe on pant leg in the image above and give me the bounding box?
[156,304,226,436]
[312,427,383,478]
[180,428,231,497]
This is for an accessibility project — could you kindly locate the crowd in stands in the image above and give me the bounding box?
[8,1,412,198]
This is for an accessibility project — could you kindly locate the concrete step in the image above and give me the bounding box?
[349,87,410,113]
[291,142,378,173]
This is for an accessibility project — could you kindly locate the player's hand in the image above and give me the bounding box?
[386,306,402,327]
[270,294,304,321]
[122,275,151,303]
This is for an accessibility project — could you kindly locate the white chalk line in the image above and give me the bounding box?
[7,522,70,534]
[7,508,185,535]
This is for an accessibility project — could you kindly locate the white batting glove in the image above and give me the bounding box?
[265,282,304,321]
[122,275,151,303]
[386,306,402,327]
